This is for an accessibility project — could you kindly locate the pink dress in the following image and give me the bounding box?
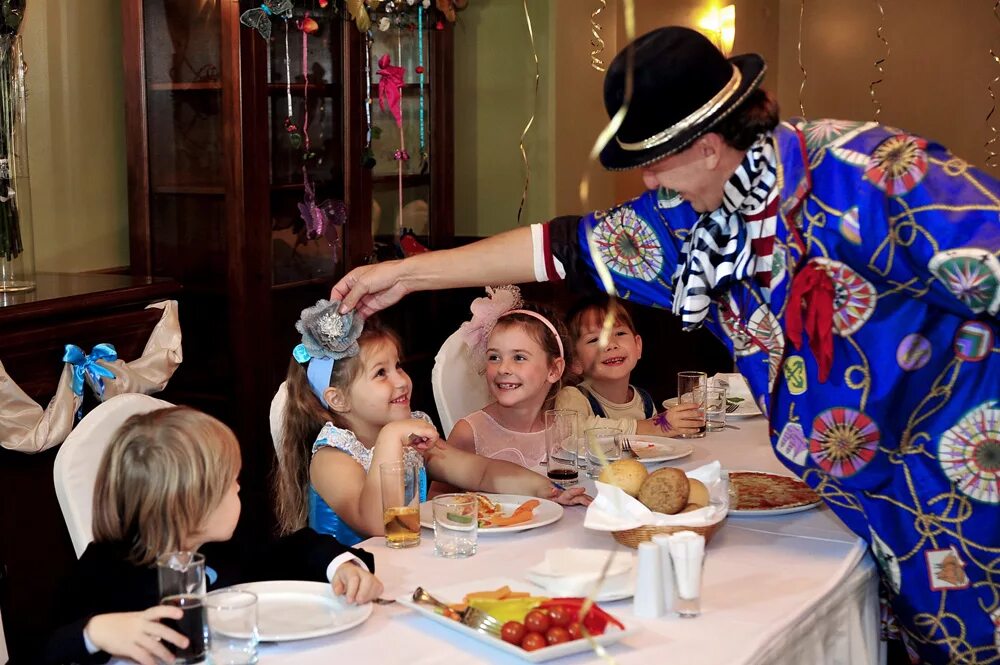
[458,410,547,468]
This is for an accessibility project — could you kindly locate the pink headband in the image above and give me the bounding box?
[504,309,565,359]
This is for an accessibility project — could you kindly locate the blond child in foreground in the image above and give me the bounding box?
[556,296,702,437]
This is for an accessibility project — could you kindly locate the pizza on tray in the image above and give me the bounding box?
[729,471,821,512]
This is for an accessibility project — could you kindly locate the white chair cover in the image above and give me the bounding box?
[53,393,173,558]
[431,328,491,438]
[270,381,289,452]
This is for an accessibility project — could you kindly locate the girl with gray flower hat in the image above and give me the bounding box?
[273,299,591,546]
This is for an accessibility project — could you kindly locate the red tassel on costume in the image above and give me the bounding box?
[786,262,835,383]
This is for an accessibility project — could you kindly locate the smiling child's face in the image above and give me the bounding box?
[485,323,561,408]
[573,309,643,383]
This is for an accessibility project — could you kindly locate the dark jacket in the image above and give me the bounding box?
[30,528,373,664]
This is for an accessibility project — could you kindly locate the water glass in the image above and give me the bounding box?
[544,409,579,486]
[157,551,208,664]
[585,427,623,478]
[432,493,478,558]
[705,387,727,432]
[379,461,421,548]
[677,371,707,439]
[206,590,258,664]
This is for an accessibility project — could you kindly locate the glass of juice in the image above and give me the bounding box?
[379,461,422,548]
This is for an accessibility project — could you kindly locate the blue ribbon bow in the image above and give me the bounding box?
[62,343,118,397]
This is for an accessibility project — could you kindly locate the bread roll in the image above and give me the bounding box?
[637,467,689,514]
[680,503,702,513]
[597,459,648,497]
[687,478,710,508]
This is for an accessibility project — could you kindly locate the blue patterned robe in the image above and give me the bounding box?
[553,120,1000,663]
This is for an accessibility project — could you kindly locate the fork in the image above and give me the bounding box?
[412,587,502,636]
[726,402,741,414]
[621,437,639,459]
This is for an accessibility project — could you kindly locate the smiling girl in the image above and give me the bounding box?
[275,300,588,546]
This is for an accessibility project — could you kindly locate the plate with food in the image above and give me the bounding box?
[396,580,636,662]
[727,470,822,516]
[227,580,372,641]
[624,435,694,464]
[420,493,564,534]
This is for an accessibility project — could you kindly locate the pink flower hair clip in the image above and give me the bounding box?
[458,285,523,360]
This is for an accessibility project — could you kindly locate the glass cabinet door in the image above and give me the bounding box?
[267,3,345,286]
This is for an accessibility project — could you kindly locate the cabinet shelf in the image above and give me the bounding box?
[372,173,430,186]
[151,184,225,195]
[149,81,223,91]
[267,82,339,96]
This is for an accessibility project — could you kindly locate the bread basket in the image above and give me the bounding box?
[611,517,725,548]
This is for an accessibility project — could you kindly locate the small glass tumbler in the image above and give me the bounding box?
[585,427,623,478]
[379,461,422,549]
[157,552,208,664]
[677,371,707,439]
[705,387,727,432]
[206,589,259,665]
[545,409,580,486]
[432,493,478,558]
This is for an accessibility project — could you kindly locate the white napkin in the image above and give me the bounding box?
[583,461,729,531]
[666,531,705,600]
[526,548,633,597]
[712,372,753,400]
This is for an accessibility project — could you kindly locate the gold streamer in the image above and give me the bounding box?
[985,1,1000,167]
[797,0,807,117]
[870,0,889,120]
[590,0,607,72]
[516,0,540,225]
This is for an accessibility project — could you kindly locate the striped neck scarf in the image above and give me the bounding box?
[671,133,778,330]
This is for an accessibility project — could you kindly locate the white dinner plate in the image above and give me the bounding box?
[420,494,564,534]
[662,396,762,418]
[626,435,694,464]
[396,577,637,662]
[229,580,373,642]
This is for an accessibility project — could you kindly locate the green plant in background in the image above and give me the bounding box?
[0,0,26,262]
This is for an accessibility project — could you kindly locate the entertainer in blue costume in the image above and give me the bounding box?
[331,27,1000,663]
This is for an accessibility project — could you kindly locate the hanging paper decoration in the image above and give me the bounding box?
[986,0,1000,167]
[436,0,468,23]
[377,52,405,127]
[298,170,347,243]
[417,4,428,172]
[870,0,889,119]
[590,0,607,72]
[797,0,807,117]
[345,0,468,33]
[516,0,540,225]
[240,0,294,41]
[399,228,430,256]
[346,0,374,32]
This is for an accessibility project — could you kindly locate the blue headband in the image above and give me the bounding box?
[293,343,336,403]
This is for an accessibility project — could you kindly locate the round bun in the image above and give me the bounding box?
[680,503,702,513]
[687,478,710,508]
[637,467,690,515]
[598,459,649,497]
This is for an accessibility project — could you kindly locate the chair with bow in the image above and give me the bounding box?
[431,328,492,438]
[53,393,174,557]
[270,380,289,452]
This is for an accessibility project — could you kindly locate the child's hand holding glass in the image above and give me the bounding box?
[642,402,704,437]
[84,607,189,665]
[331,561,384,604]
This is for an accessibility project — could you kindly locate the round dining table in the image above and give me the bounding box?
[260,416,881,664]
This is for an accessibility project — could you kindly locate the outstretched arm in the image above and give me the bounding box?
[331,226,536,317]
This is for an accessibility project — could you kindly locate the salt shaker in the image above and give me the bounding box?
[633,541,666,618]
[651,534,676,614]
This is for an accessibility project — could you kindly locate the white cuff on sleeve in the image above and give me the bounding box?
[325,551,369,582]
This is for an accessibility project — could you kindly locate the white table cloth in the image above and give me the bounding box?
[262,417,882,665]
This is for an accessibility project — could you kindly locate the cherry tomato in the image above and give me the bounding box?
[545,626,571,645]
[567,621,584,640]
[521,631,546,651]
[500,621,526,645]
[547,605,571,628]
[524,609,551,633]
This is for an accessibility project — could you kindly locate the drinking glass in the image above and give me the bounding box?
[705,387,727,432]
[585,427,622,478]
[157,551,208,664]
[379,461,421,548]
[677,371,707,439]
[544,409,579,486]
[206,589,258,664]
[432,493,478,558]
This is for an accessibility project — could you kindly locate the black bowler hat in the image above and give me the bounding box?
[599,26,767,171]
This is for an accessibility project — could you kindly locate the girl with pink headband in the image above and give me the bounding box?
[448,286,571,469]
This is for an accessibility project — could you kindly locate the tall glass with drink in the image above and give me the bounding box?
[677,371,708,439]
[705,385,727,432]
[379,461,422,548]
[585,427,623,478]
[544,409,579,486]
[157,551,208,664]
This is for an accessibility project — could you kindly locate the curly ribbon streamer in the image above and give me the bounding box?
[516,0,540,225]
[986,1,1000,167]
[870,0,889,120]
[63,343,118,398]
[797,0,807,117]
[590,0,607,72]
[364,31,373,150]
